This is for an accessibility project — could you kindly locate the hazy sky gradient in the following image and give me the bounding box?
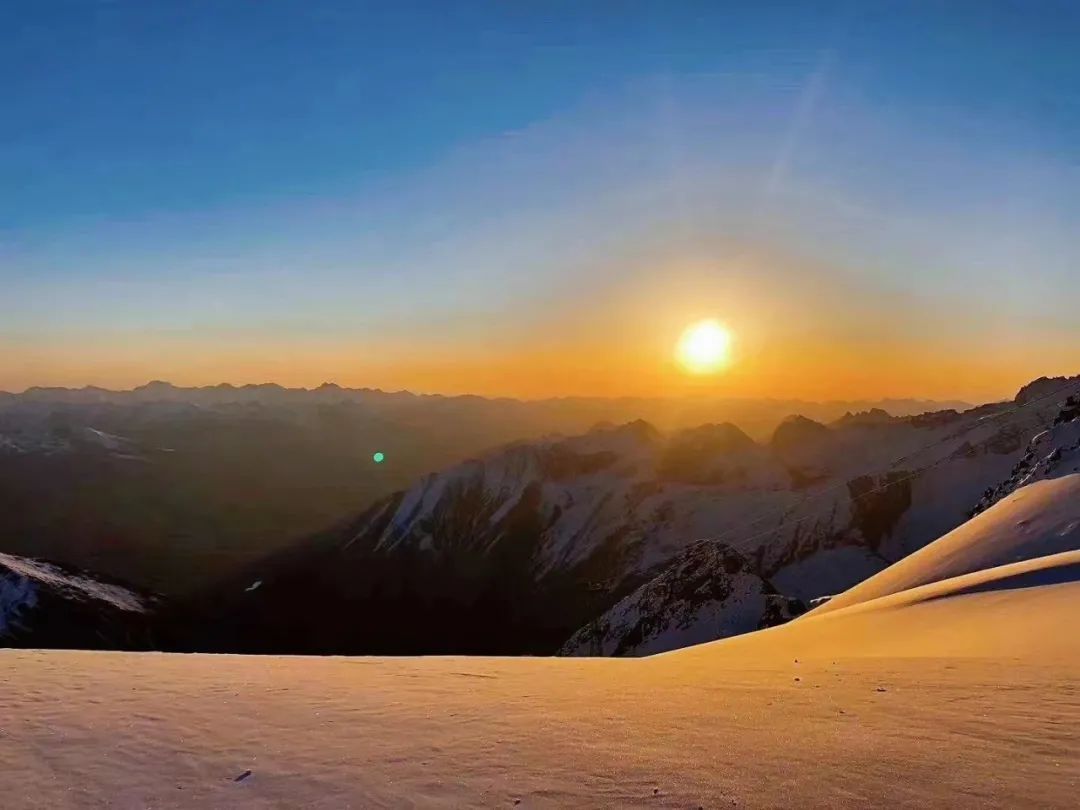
[3,1,1078,400]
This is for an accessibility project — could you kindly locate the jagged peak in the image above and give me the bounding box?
[832,407,894,427]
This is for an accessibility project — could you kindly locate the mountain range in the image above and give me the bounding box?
[171,375,1075,655]
[2,375,1078,656]
[0,381,972,594]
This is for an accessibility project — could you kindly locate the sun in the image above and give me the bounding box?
[675,319,733,375]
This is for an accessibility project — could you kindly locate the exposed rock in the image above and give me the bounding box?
[848,472,914,550]
[971,398,1080,516]
[559,542,805,657]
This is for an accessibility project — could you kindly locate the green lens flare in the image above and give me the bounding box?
[372,451,385,464]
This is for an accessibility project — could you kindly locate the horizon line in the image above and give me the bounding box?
[0,377,997,408]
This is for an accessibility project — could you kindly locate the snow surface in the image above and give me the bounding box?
[1,574,1076,807]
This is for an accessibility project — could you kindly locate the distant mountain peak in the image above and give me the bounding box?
[833,407,894,427]
[587,419,662,445]
[770,414,832,449]
[676,421,755,447]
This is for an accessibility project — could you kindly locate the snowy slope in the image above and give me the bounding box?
[0,553,158,650]
[971,394,1080,515]
[676,548,1080,662]
[810,474,1080,617]
[563,402,1080,657]
[810,393,1080,617]
[671,455,1080,661]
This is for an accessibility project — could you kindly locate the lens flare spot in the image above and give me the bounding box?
[373,451,386,464]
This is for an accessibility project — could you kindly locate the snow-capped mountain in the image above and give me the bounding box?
[559,541,804,656]
[2,381,969,595]
[0,553,159,650]
[335,375,1079,603]
[181,375,1080,656]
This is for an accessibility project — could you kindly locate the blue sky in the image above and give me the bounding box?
[2,1,1078,398]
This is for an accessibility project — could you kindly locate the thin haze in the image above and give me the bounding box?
[2,1,1078,401]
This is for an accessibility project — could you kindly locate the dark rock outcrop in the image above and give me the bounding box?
[0,553,159,650]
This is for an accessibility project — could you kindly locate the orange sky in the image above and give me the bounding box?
[4,250,1077,404]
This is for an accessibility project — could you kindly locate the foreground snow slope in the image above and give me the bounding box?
[3,537,1078,807]
[1,607,1075,807]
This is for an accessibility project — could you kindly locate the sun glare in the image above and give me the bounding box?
[676,319,733,375]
